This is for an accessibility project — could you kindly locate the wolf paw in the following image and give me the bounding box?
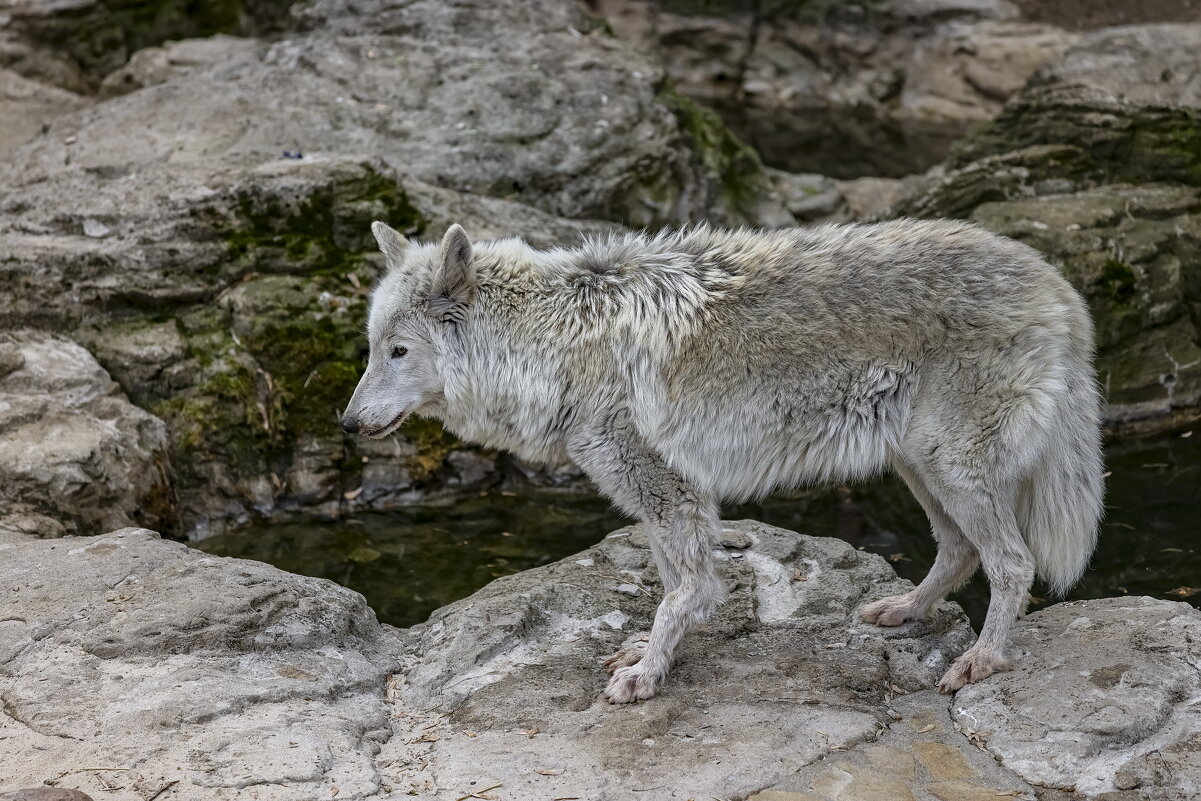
[860,594,927,627]
[603,640,648,673]
[938,649,1007,693]
[604,663,662,704]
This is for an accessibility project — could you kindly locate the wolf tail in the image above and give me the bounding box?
[1017,301,1105,596]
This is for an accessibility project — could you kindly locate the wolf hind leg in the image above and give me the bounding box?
[861,459,980,626]
[932,483,1034,692]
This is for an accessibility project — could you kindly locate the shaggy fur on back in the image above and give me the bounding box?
[344,219,1105,702]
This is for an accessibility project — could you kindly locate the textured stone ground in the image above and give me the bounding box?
[4,520,1199,799]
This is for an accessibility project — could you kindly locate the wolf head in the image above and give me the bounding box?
[339,221,475,438]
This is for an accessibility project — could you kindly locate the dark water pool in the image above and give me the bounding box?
[199,429,1200,629]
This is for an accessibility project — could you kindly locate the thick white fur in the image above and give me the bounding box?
[343,220,1105,700]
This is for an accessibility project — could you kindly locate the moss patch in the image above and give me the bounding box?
[657,85,774,224]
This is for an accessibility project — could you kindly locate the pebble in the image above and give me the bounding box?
[615,583,641,597]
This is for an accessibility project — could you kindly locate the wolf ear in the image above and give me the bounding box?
[426,224,475,323]
[371,220,409,267]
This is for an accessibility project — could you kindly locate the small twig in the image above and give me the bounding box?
[146,780,180,801]
[455,781,502,801]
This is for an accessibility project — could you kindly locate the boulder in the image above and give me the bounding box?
[8,0,788,231]
[595,0,1075,177]
[0,0,293,90]
[0,0,804,533]
[384,520,978,799]
[0,331,173,538]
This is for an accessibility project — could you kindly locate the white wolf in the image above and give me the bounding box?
[341,220,1104,702]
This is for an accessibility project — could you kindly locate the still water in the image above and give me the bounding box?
[200,429,1200,629]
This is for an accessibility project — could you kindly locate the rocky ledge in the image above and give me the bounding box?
[3,520,1199,801]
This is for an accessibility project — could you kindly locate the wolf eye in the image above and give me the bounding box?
[391,345,407,359]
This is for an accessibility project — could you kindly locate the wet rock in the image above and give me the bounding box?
[0,331,173,537]
[0,527,400,801]
[953,597,1201,798]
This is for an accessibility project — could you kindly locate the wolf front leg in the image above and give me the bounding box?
[568,419,725,703]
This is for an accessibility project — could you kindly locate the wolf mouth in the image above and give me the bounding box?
[362,411,409,439]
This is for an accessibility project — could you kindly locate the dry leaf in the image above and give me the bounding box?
[462,729,479,738]
[1168,586,1198,598]
[887,553,907,563]
[536,768,564,775]
[917,724,936,733]
[522,726,540,738]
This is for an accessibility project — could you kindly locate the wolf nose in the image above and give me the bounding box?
[340,415,360,435]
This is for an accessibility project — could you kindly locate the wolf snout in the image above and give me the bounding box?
[339,414,360,435]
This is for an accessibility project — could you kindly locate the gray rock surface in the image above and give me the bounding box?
[8,0,786,231]
[4,518,1200,799]
[0,519,974,800]
[0,527,401,801]
[0,331,172,538]
[954,597,1201,799]
[0,154,614,534]
[383,520,977,799]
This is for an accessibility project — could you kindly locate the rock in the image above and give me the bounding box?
[8,0,787,230]
[0,155,620,533]
[0,527,400,801]
[388,520,976,798]
[97,34,263,96]
[0,0,292,90]
[947,24,1201,188]
[953,597,1201,798]
[0,331,173,537]
[0,69,88,157]
[0,790,95,801]
[0,0,805,533]
[595,0,1074,177]
[6,517,1199,799]
[894,24,1201,432]
[770,170,906,224]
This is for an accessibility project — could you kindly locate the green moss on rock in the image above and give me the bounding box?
[657,86,775,224]
[950,90,1201,189]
